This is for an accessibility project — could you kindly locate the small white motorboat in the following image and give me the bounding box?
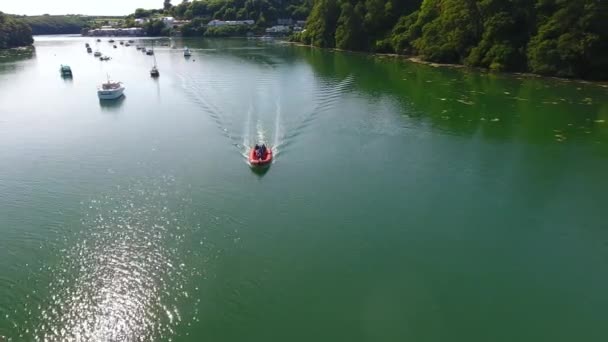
[97,77,125,100]
[184,47,191,57]
[93,50,102,57]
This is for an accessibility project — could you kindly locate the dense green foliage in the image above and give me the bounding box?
[133,0,311,23]
[297,0,608,79]
[527,0,608,79]
[20,15,90,35]
[130,0,311,36]
[143,19,170,36]
[133,8,165,19]
[0,12,33,49]
[168,0,312,22]
[204,24,251,36]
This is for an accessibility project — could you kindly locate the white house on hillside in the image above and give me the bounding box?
[162,17,175,27]
[266,25,291,34]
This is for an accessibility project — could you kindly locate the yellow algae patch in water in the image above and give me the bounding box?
[555,134,567,142]
[456,99,474,105]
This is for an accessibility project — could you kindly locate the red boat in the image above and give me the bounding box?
[249,145,273,166]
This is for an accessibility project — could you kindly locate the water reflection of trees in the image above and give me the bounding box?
[0,46,36,73]
[291,46,608,147]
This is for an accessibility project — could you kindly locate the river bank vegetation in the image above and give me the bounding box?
[161,0,311,23]
[129,0,311,36]
[20,15,90,35]
[0,12,33,48]
[293,0,608,80]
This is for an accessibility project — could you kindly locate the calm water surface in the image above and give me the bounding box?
[1,35,608,341]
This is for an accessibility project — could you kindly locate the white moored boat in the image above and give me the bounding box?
[184,47,191,57]
[97,77,125,100]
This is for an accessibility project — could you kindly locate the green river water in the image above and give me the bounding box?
[1,35,608,341]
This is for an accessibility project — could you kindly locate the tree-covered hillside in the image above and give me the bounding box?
[0,12,33,48]
[19,15,91,35]
[165,0,312,22]
[130,0,312,36]
[295,0,608,80]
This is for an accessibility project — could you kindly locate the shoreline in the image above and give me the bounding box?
[282,40,608,87]
[0,45,35,58]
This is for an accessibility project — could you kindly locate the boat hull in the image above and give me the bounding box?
[249,147,273,166]
[97,87,125,100]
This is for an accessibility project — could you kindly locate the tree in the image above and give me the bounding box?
[190,0,208,17]
[464,0,534,71]
[144,19,166,36]
[301,0,340,47]
[173,1,191,17]
[410,0,481,63]
[335,1,366,50]
[135,8,152,18]
[527,0,608,79]
[164,0,173,11]
[0,12,34,49]
[363,0,387,35]
[389,10,419,53]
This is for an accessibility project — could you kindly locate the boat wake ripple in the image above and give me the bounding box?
[177,70,354,162]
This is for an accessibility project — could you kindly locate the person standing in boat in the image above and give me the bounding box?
[254,144,262,159]
[261,144,267,158]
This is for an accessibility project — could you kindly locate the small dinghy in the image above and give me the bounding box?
[249,144,272,166]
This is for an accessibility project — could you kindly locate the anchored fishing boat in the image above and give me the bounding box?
[60,65,72,77]
[97,76,125,100]
[150,50,159,77]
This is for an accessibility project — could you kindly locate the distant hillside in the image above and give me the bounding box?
[151,0,311,22]
[18,15,90,35]
[0,12,33,48]
[126,0,312,36]
[17,15,122,35]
